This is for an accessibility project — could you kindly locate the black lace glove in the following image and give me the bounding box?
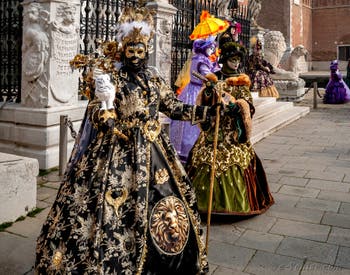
[208,103,221,116]
[203,81,216,98]
[224,102,247,142]
[224,102,240,117]
[200,103,222,131]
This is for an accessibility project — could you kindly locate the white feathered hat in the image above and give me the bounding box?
[116,7,155,50]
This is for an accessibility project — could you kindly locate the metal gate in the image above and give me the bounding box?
[79,0,250,90]
[80,0,141,55]
[0,0,23,103]
[0,0,250,104]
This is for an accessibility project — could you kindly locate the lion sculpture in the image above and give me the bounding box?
[263,31,298,80]
[280,45,309,75]
[263,30,306,100]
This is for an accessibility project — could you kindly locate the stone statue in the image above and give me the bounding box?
[52,3,79,34]
[248,0,262,28]
[22,2,50,107]
[263,30,305,101]
[280,45,309,75]
[263,31,296,80]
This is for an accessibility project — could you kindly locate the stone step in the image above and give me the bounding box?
[254,100,295,124]
[253,96,277,108]
[251,104,310,144]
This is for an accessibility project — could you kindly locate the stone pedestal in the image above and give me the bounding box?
[0,0,85,170]
[0,153,39,223]
[273,78,306,102]
[0,102,87,169]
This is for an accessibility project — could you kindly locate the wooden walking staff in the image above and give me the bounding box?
[192,71,222,253]
[205,90,221,253]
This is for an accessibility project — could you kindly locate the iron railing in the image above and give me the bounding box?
[0,0,23,103]
[169,0,195,91]
[80,0,142,55]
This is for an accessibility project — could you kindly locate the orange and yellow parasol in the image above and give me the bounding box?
[190,10,229,40]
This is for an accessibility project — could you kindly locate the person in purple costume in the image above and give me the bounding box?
[323,60,350,104]
[170,36,220,163]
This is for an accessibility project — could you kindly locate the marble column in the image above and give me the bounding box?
[146,0,177,84]
[146,0,177,132]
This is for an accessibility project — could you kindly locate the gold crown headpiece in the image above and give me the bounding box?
[116,7,155,49]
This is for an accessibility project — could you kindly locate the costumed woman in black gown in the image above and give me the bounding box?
[34,7,223,275]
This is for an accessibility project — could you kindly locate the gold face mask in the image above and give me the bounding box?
[125,44,146,59]
[124,43,147,69]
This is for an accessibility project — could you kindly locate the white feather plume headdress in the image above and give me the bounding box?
[116,7,155,50]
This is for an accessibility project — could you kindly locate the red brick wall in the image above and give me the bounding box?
[292,4,303,46]
[257,0,350,61]
[302,3,313,54]
[259,0,290,43]
[312,2,350,60]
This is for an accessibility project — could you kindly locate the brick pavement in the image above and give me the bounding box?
[1,91,350,275]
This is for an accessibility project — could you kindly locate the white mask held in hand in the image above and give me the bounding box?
[95,74,115,110]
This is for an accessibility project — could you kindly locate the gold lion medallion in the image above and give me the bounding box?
[149,196,190,255]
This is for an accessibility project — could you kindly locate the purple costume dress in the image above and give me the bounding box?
[170,52,220,163]
[323,60,350,104]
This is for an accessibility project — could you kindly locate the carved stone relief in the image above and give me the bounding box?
[21,1,80,108]
[22,2,50,107]
[50,3,79,104]
[156,19,172,83]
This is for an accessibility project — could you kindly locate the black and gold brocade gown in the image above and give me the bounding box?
[35,66,209,275]
[187,72,274,216]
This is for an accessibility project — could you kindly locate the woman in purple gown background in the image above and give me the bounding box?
[323,59,350,104]
[170,36,220,163]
